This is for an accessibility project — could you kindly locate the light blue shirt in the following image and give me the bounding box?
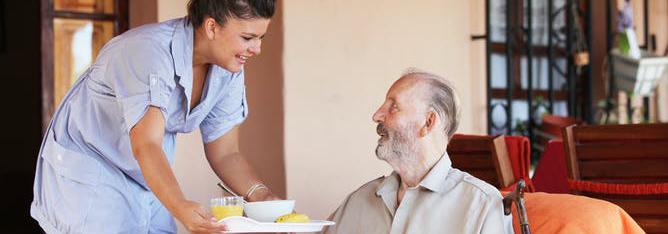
[31,18,247,234]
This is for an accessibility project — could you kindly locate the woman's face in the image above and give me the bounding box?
[204,17,270,72]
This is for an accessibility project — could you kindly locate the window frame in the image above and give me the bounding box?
[40,0,128,130]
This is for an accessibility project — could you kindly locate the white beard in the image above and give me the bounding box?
[375,123,419,164]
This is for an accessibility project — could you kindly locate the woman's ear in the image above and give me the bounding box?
[203,17,217,40]
[420,111,437,137]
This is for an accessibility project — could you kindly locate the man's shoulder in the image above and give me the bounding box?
[330,176,385,215]
[448,168,503,199]
[348,176,386,197]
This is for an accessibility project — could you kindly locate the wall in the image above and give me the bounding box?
[130,0,157,28]
[282,0,478,219]
[470,0,488,133]
[237,0,286,198]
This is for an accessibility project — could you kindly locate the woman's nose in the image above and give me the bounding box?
[249,41,262,55]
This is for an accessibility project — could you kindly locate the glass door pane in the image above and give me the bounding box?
[53,18,114,106]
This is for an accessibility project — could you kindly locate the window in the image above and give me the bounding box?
[484,0,592,158]
[41,0,128,129]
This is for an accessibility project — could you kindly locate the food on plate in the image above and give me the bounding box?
[211,205,244,220]
[275,213,310,223]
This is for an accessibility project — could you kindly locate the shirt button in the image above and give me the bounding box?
[57,154,63,161]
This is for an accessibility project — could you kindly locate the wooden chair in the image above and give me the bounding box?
[447,135,515,189]
[541,115,582,139]
[534,114,582,153]
[563,123,668,233]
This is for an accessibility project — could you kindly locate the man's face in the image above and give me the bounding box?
[372,77,427,162]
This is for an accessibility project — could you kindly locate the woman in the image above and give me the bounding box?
[31,0,277,233]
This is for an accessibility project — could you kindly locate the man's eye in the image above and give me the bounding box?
[391,104,398,112]
[242,36,252,41]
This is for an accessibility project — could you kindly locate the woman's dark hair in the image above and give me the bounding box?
[187,0,275,27]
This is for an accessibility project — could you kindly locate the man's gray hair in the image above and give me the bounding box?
[402,68,460,138]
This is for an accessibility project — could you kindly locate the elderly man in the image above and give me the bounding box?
[324,70,514,234]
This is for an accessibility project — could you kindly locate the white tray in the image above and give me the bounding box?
[219,216,335,233]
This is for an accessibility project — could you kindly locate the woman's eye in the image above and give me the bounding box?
[242,36,252,41]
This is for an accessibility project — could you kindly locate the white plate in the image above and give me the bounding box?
[219,216,335,233]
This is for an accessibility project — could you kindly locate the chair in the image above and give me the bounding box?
[540,115,582,139]
[531,140,570,193]
[563,123,668,233]
[534,114,582,153]
[503,135,535,192]
[447,135,515,189]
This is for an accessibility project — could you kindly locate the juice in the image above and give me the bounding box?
[211,205,244,220]
[210,196,244,220]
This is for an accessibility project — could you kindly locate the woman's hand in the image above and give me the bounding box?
[131,108,226,233]
[173,200,227,234]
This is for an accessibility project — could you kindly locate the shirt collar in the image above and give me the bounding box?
[171,18,194,91]
[375,152,453,196]
[418,153,452,193]
[376,172,400,197]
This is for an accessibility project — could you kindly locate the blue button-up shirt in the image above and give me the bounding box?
[31,18,247,233]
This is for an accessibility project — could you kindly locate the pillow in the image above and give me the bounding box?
[504,192,644,233]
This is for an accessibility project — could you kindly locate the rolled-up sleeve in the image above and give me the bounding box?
[200,70,248,143]
[107,39,175,132]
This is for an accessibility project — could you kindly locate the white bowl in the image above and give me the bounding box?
[243,200,295,222]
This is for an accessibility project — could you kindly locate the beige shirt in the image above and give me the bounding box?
[324,154,514,234]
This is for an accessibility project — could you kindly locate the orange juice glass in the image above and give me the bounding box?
[210,196,244,220]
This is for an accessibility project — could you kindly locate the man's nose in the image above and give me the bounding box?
[372,108,385,123]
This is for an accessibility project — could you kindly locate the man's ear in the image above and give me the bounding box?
[420,111,437,137]
[203,17,217,40]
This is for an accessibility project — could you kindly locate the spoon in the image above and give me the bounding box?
[217,182,248,204]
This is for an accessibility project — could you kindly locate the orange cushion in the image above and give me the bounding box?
[505,192,644,234]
